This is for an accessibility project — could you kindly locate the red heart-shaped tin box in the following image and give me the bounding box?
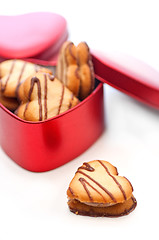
[0,12,159,172]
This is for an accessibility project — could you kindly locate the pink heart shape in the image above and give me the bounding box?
[0,12,68,59]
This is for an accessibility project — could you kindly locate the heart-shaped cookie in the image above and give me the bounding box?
[67,160,137,217]
[16,72,79,121]
[0,59,52,111]
[0,59,52,98]
[56,41,95,100]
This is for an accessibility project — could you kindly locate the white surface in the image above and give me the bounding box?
[0,1,159,239]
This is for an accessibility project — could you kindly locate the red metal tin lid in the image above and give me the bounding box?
[0,12,68,60]
[92,52,159,109]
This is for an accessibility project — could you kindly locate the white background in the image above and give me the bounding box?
[0,1,159,239]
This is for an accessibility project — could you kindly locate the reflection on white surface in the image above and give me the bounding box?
[0,1,159,239]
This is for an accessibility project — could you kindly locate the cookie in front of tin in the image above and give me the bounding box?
[67,160,137,217]
[16,72,79,121]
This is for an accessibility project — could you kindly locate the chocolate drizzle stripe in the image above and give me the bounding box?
[85,42,95,92]
[75,67,80,97]
[15,81,23,100]
[24,77,42,121]
[78,162,95,172]
[123,177,134,192]
[68,93,74,110]
[88,56,95,92]
[64,45,70,85]
[60,53,64,82]
[79,177,107,202]
[79,178,93,201]
[87,51,95,92]
[16,62,27,92]
[57,84,65,115]
[98,160,127,200]
[68,187,75,197]
[77,170,116,202]
[75,67,80,80]
[1,60,16,92]
[68,42,76,61]
[65,42,76,85]
[44,74,48,120]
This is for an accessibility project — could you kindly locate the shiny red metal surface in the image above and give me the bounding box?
[92,53,159,109]
[0,12,68,59]
[0,79,104,172]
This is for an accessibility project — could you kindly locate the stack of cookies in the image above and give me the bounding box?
[0,41,95,121]
[67,160,137,217]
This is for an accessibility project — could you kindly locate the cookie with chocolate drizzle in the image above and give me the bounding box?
[0,59,52,111]
[16,72,79,121]
[56,41,95,100]
[0,59,52,98]
[67,160,137,217]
